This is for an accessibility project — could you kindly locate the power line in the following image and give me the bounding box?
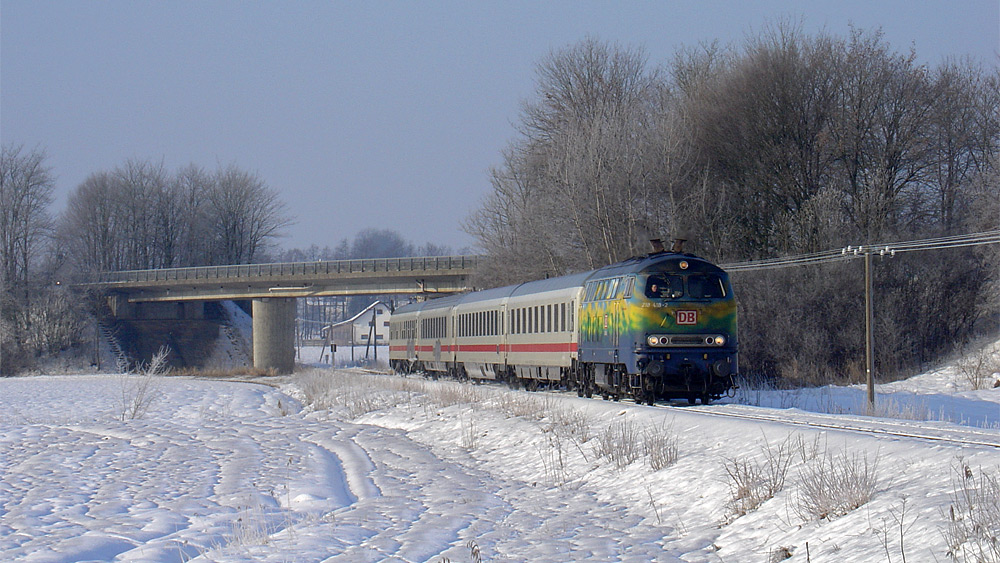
[718,228,1000,409]
[719,230,1000,272]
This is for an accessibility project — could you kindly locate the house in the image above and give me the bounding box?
[323,301,391,346]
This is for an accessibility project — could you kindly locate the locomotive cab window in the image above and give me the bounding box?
[645,274,684,299]
[688,274,726,299]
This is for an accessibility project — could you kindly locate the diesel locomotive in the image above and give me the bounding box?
[389,243,738,404]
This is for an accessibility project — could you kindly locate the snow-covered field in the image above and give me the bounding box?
[2,352,999,562]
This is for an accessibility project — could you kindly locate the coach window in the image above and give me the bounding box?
[623,276,634,298]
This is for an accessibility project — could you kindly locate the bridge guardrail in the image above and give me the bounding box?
[89,255,481,285]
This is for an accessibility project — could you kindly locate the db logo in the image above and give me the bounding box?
[676,310,697,325]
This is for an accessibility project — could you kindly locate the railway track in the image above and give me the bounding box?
[671,402,1000,449]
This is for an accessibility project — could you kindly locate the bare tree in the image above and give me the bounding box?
[173,164,216,266]
[61,171,125,273]
[0,144,54,292]
[115,159,170,269]
[683,23,843,256]
[831,28,932,241]
[467,38,667,284]
[349,228,413,258]
[207,165,291,264]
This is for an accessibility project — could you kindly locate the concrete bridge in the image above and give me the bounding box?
[85,255,480,373]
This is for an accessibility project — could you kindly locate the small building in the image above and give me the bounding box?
[323,301,391,347]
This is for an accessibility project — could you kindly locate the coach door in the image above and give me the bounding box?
[499,305,507,363]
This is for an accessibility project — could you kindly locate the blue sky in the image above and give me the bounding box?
[2,1,997,253]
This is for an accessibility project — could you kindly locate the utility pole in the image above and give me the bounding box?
[864,248,875,409]
[845,244,894,410]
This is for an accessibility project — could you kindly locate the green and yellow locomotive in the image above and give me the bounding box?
[577,250,738,404]
[389,242,738,404]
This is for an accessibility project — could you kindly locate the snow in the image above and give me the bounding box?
[296,344,389,370]
[2,349,999,562]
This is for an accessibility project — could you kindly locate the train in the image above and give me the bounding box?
[388,242,738,404]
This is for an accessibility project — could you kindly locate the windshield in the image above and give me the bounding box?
[645,274,684,299]
[687,274,726,298]
[644,273,727,300]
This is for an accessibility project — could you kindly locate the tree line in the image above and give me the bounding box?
[467,27,999,383]
[0,153,293,374]
[0,144,449,374]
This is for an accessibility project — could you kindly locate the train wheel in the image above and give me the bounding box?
[687,395,697,405]
[701,394,712,405]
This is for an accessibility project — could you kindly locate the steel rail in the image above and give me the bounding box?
[673,404,1000,449]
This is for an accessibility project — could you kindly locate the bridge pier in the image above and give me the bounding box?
[252,298,296,374]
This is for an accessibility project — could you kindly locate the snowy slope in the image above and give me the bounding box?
[2,360,998,562]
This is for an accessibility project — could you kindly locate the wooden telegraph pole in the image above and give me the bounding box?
[864,248,875,409]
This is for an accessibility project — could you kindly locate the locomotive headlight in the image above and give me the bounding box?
[714,335,726,346]
[648,336,659,346]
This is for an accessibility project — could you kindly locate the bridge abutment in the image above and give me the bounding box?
[252,298,296,374]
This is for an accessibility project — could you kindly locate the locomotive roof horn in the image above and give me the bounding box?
[649,238,666,253]
[671,238,687,253]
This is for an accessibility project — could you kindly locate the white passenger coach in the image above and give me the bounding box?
[389,272,590,384]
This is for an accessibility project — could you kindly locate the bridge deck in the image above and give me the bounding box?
[84,255,480,302]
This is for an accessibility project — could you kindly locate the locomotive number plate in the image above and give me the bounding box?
[676,310,697,325]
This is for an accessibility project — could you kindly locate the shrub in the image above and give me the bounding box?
[796,447,880,520]
[724,434,795,519]
[643,420,679,471]
[593,416,642,470]
[944,463,1000,562]
[956,342,1000,391]
[118,346,168,421]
